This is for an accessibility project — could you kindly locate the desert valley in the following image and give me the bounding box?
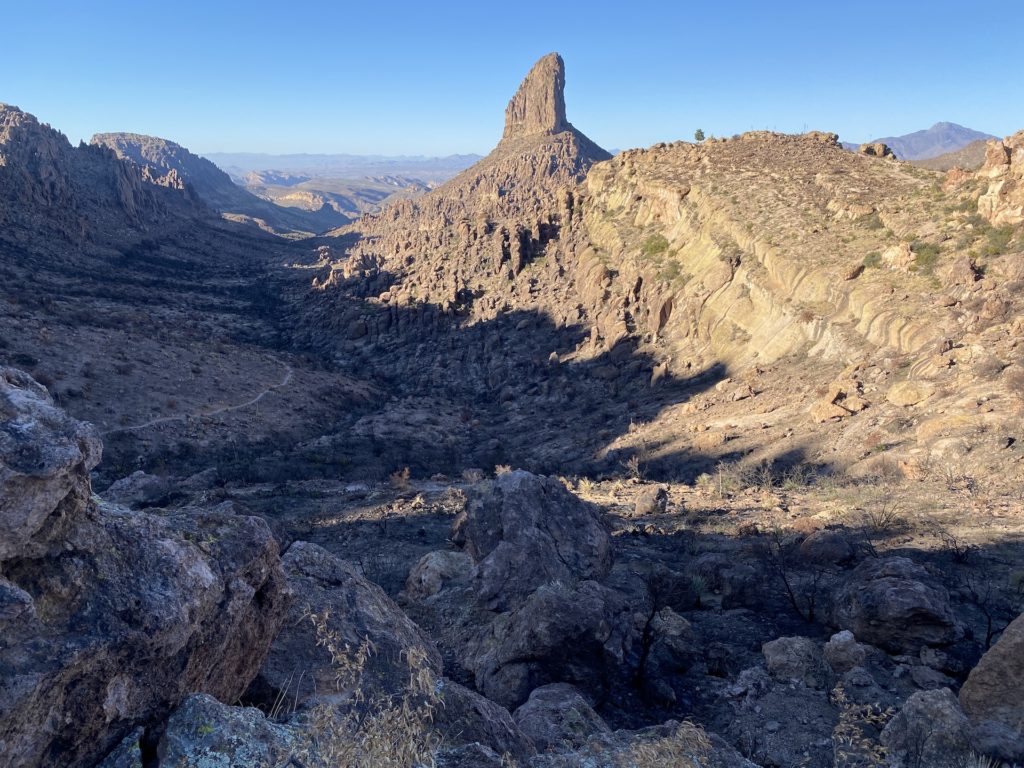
[1,50,1023,768]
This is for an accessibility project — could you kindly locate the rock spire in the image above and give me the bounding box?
[502,52,569,140]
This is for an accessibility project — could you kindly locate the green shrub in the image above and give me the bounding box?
[863,251,881,268]
[641,234,670,258]
[981,226,1015,257]
[911,241,941,273]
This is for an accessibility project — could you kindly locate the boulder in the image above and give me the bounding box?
[830,556,960,652]
[157,694,298,767]
[0,366,101,562]
[881,242,915,271]
[641,608,702,702]
[433,679,536,760]
[465,579,647,709]
[880,688,973,768]
[859,142,896,159]
[452,470,612,610]
[959,611,1024,760]
[887,380,936,407]
[403,549,473,600]
[0,371,290,768]
[823,630,867,674]
[512,683,610,751]
[762,636,831,689]
[247,541,442,710]
[798,529,856,566]
[102,470,173,508]
[634,485,669,516]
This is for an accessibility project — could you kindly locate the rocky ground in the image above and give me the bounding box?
[1,53,1023,767]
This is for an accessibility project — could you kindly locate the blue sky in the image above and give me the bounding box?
[3,1,1020,156]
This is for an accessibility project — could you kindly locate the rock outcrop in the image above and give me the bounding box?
[959,610,1024,760]
[452,470,612,610]
[0,368,289,768]
[502,53,570,139]
[830,557,960,652]
[93,132,348,233]
[247,540,442,709]
[977,130,1024,226]
[0,104,197,242]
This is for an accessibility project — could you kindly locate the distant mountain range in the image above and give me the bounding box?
[844,122,997,161]
[204,152,482,184]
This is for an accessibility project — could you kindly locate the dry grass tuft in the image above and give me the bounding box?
[298,610,441,768]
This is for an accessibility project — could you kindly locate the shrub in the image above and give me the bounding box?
[910,241,941,274]
[981,225,1015,257]
[389,467,411,491]
[298,610,441,768]
[863,251,882,268]
[694,128,705,142]
[641,234,670,258]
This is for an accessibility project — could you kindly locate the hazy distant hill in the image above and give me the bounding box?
[912,139,990,172]
[871,122,995,161]
[204,152,482,184]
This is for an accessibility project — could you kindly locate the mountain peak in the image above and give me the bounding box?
[502,53,569,140]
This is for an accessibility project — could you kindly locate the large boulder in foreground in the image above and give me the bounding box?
[0,369,290,768]
[959,611,1024,760]
[247,541,442,710]
[830,557,960,652]
[452,470,612,610]
[0,366,101,561]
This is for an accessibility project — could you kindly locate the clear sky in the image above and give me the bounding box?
[3,1,1021,157]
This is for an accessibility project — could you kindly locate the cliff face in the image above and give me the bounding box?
[92,132,349,234]
[0,104,185,242]
[502,52,570,139]
[977,130,1024,227]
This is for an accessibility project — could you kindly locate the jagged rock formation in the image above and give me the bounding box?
[0,104,194,243]
[0,368,289,767]
[313,52,609,318]
[92,133,349,234]
[503,53,570,139]
[977,130,1024,226]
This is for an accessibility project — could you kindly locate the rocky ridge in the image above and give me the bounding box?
[92,132,348,234]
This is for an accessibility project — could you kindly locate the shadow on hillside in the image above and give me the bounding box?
[256,267,735,482]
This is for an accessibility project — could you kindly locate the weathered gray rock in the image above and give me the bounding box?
[96,728,144,768]
[0,366,101,562]
[634,485,668,516]
[830,557,960,652]
[762,636,831,689]
[434,679,536,759]
[513,682,610,751]
[403,549,473,600]
[247,541,441,710]
[798,529,855,566]
[880,688,973,768]
[642,608,701,702]
[0,371,290,768]
[452,470,612,610]
[465,579,646,709]
[157,694,298,767]
[959,610,1024,760]
[102,470,172,508]
[823,630,867,674]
